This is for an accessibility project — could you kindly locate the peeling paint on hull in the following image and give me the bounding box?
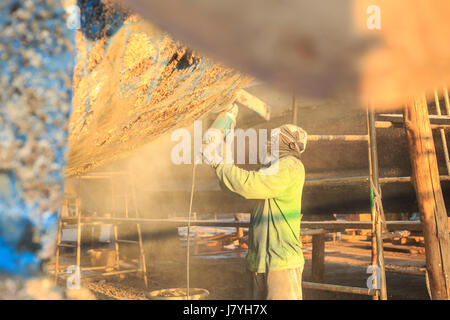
[67,0,251,177]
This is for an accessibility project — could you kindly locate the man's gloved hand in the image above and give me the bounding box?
[209,102,239,139]
[201,133,223,167]
[200,103,238,166]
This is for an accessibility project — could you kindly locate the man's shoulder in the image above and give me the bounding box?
[280,156,304,171]
[258,156,303,176]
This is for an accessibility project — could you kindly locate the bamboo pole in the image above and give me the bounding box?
[443,86,450,115]
[403,95,450,300]
[130,170,149,289]
[60,217,428,232]
[378,113,450,125]
[307,134,368,141]
[376,120,450,130]
[433,89,450,174]
[54,212,63,284]
[292,94,298,126]
[367,106,388,300]
[368,109,378,300]
[76,207,82,273]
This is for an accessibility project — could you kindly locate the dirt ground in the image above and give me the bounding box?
[73,240,428,300]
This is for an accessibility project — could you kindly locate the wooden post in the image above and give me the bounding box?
[433,89,450,174]
[312,233,325,283]
[54,214,62,284]
[193,212,199,255]
[367,106,388,300]
[403,96,450,300]
[234,213,245,239]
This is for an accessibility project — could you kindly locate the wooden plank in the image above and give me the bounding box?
[312,233,325,283]
[356,242,425,254]
[302,221,423,232]
[403,96,450,300]
[385,264,426,276]
[381,230,411,240]
[302,281,377,296]
[235,89,271,120]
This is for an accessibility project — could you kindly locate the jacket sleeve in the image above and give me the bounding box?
[214,157,301,199]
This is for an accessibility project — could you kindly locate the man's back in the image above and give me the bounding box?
[246,156,305,273]
[215,156,305,273]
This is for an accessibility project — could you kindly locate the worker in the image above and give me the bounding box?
[202,105,307,300]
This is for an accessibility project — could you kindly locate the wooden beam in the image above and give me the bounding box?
[380,176,450,184]
[305,175,450,186]
[61,216,426,232]
[378,113,450,125]
[376,120,450,130]
[403,96,450,300]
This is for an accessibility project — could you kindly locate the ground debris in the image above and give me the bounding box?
[87,279,147,300]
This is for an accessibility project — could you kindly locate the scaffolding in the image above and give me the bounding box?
[50,88,450,299]
[52,171,148,289]
[287,105,389,299]
[294,87,450,299]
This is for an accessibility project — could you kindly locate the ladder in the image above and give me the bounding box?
[295,106,388,299]
[53,171,148,289]
[373,87,450,298]
[295,86,450,299]
[245,95,390,298]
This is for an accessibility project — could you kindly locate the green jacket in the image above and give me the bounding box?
[215,156,305,273]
